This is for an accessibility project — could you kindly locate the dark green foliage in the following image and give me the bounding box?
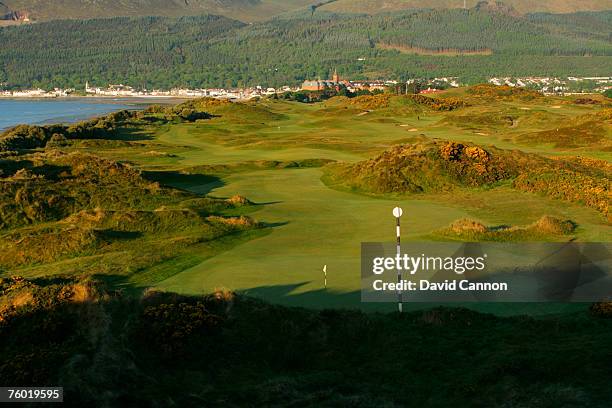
[134,300,223,359]
[0,10,610,89]
[1,277,612,407]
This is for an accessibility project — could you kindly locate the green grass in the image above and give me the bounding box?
[1,90,610,315]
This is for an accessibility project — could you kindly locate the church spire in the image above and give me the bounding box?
[332,68,340,83]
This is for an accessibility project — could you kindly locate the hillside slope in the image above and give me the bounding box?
[1,0,611,22]
[0,9,610,89]
[1,0,313,22]
[322,0,612,15]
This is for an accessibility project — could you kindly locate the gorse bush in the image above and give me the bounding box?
[1,277,611,407]
[330,93,467,112]
[589,302,612,318]
[467,84,543,100]
[134,301,223,359]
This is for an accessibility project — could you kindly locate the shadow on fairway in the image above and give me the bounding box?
[239,282,591,315]
[108,127,154,141]
[240,281,367,309]
[256,200,283,205]
[261,221,289,228]
[142,170,224,194]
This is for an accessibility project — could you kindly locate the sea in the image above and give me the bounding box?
[0,98,161,131]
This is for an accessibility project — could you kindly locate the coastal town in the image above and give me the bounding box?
[1,74,610,99]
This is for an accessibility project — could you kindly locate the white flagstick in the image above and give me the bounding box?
[323,265,327,289]
[393,207,403,313]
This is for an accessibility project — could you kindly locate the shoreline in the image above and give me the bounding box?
[0,98,172,132]
[0,95,190,103]
[0,94,253,102]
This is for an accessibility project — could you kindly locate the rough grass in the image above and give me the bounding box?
[0,148,263,271]
[433,215,577,241]
[0,151,178,230]
[515,108,612,149]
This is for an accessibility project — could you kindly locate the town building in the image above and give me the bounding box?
[301,69,346,91]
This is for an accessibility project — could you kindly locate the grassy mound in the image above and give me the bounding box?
[323,140,537,194]
[172,97,285,123]
[434,215,576,241]
[0,276,611,407]
[327,93,466,112]
[184,158,335,175]
[467,84,543,101]
[0,225,104,267]
[0,151,177,230]
[323,141,610,220]
[0,202,259,270]
[0,102,219,153]
[442,111,517,129]
[515,108,612,149]
[0,148,263,271]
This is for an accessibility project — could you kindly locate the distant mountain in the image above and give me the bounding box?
[0,0,313,22]
[321,1,612,16]
[1,0,611,22]
[0,9,610,89]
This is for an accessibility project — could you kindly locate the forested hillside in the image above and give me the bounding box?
[0,0,313,22]
[0,9,610,89]
[2,0,611,22]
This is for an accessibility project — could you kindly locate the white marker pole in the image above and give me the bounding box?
[393,206,403,313]
[323,265,327,289]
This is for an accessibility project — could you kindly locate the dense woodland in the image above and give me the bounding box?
[0,9,611,89]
